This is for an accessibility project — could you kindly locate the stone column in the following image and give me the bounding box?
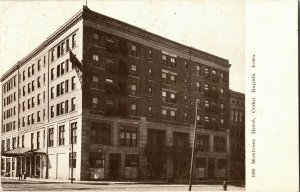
[209,134,214,152]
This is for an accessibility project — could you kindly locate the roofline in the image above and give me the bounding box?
[83,8,230,67]
[229,89,245,97]
[1,7,85,82]
[1,5,231,82]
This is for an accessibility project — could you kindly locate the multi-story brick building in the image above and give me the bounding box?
[229,90,245,180]
[1,6,231,181]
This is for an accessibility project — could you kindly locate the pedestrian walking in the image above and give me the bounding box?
[223,180,227,191]
[18,173,22,181]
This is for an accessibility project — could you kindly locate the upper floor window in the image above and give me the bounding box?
[58,125,65,146]
[162,55,167,65]
[130,104,137,116]
[196,65,201,75]
[131,84,137,95]
[119,126,137,147]
[93,54,99,62]
[72,33,77,48]
[91,122,111,145]
[93,33,99,40]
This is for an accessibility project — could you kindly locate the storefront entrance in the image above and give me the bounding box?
[109,153,120,179]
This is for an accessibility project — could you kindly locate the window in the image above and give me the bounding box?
[196,82,201,91]
[65,80,69,93]
[214,136,226,152]
[170,57,176,67]
[148,49,152,59]
[37,94,41,105]
[204,116,210,123]
[72,33,77,48]
[58,125,65,145]
[38,60,41,71]
[31,133,34,149]
[125,154,139,167]
[57,45,61,58]
[92,75,99,83]
[89,152,104,168]
[170,75,176,85]
[12,137,16,149]
[69,152,77,168]
[196,135,209,152]
[162,109,167,119]
[51,87,54,99]
[93,33,99,40]
[184,95,188,103]
[32,80,35,91]
[23,86,26,96]
[105,78,113,84]
[131,44,137,56]
[37,111,41,122]
[56,84,60,97]
[21,135,25,147]
[93,54,99,61]
[205,100,209,107]
[131,64,136,74]
[28,99,31,109]
[28,66,31,77]
[148,68,152,79]
[48,128,54,147]
[162,54,167,65]
[92,97,98,109]
[196,65,201,75]
[61,62,65,75]
[65,100,69,113]
[31,113,34,124]
[57,65,61,77]
[71,97,76,111]
[162,73,167,84]
[66,39,70,51]
[148,106,152,117]
[131,84,137,95]
[28,83,31,93]
[61,42,65,55]
[23,71,26,81]
[204,67,209,75]
[170,92,176,103]
[37,131,40,149]
[56,103,60,116]
[37,77,41,88]
[148,87,152,96]
[119,126,137,146]
[50,106,54,118]
[196,115,201,125]
[162,91,167,102]
[91,122,111,144]
[31,97,35,108]
[70,122,77,144]
[51,68,54,81]
[170,110,176,120]
[130,104,137,116]
[61,82,65,95]
[204,84,209,91]
[71,76,76,90]
[220,88,224,96]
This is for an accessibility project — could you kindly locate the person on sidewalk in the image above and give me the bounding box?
[18,172,22,181]
[223,180,227,191]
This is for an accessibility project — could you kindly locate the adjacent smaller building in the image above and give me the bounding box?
[229,90,245,180]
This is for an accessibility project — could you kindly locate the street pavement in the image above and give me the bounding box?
[1,177,245,191]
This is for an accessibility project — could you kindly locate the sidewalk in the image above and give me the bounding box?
[1,176,244,187]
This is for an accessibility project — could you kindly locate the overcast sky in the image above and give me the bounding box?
[0,0,244,93]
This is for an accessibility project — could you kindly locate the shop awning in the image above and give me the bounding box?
[27,148,46,155]
[2,147,31,157]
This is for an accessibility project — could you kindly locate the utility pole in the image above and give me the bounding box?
[188,99,199,191]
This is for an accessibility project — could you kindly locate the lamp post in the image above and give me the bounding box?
[188,99,199,191]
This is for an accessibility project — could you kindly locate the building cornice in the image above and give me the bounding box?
[82,8,231,68]
[1,7,84,82]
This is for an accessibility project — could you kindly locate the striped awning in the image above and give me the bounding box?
[2,147,31,157]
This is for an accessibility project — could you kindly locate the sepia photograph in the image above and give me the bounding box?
[1,0,295,191]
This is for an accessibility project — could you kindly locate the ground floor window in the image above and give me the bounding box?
[69,152,77,168]
[89,152,104,168]
[125,154,139,167]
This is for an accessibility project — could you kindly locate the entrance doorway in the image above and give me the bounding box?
[109,153,121,179]
[208,158,215,179]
